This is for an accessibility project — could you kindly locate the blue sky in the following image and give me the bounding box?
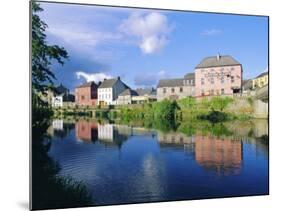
[38,2,268,92]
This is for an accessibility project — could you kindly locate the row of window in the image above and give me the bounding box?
[163,87,183,94]
[201,89,225,96]
[200,67,235,73]
[99,88,111,92]
[201,76,235,85]
[183,79,194,85]
[99,94,111,99]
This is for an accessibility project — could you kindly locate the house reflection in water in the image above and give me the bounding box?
[98,124,129,148]
[157,132,195,152]
[195,136,242,176]
[75,120,98,142]
[157,131,242,176]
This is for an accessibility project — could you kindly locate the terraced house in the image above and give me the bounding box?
[157,73,195,101]
[194,54,243,97]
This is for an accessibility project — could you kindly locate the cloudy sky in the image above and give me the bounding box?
[38,2,268,92]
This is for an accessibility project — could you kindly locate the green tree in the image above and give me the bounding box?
[32,1,68,107]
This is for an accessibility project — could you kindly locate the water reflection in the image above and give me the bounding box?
[47,118,268,205]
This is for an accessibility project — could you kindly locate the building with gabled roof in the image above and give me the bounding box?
[156,73,195,101]
[75,81,98,106]
[97,77,129,105]
[194,54,243,97]
[252,71,268,89]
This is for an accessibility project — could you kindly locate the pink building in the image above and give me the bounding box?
[195,55,243,97]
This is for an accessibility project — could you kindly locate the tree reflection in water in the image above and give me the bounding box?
[32,118,92,210]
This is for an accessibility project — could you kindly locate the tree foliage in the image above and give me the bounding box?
[32,1,68,106]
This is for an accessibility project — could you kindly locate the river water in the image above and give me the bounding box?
[46,118,268,206]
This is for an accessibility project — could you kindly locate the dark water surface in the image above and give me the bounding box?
[46,119,268,205]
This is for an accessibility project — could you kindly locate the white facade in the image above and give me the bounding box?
[98,88,113,105]
[52,95,63,107]
[98,124,114,141]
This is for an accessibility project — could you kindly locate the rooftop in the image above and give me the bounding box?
[184,73,195,79]
[76,81,97,88]
[119,89,138,96]
[98,77,129,89]
[195,55,241,68]
[136,88,156,96]
[255,72,268,79]
[157,78,184,88]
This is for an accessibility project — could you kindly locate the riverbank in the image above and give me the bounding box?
[52,96,268,123]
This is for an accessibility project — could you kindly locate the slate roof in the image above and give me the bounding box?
[76,81,97,88]
[136,88,156,96]
[195,55,241,68]
[184,73,195,79]
[98,78,130,89]
[255,72,268,79]
[98,78,118,88]
[157,78,184,88]
[119,89,138,96]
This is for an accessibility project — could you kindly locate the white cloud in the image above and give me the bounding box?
[119,12,172,54]
[76,71,113,83]
[201,29,222,36]
[48,26,122,48]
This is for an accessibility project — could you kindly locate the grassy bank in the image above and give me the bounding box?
[52,96,255,123]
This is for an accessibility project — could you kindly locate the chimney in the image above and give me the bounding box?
[104,78,107,81]
[217,53,220,61]
[117,76,120,80]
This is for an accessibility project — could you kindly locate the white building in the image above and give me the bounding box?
[52,95,63,107]
[98,77,129,105]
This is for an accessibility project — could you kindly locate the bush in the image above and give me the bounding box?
[209,96,233,112]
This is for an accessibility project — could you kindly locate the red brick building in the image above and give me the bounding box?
[75,81,98,106]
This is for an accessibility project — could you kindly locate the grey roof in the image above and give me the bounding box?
[184,73,195,79]
[119,89,138,96]
[76,81,97,88]
[98,78,118,88]
[136,88,156,96]
[157,78,184,88]
[98,78,129,89]
[255,72,268,79]
[195,55,241,68]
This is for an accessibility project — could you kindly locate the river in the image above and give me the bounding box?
[45,118,268,206]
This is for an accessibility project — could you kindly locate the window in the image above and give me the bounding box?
[171,88,175,93]
[201,89,205,96]
[81,95,85,100]
[221,77,224,84]
[231,67,235,71]
[163,88,166,93]
[210,89,214,95]
[221,89,225,95]
[231,76,235,83]
[180,87,183,92]
[201,78,205,85]
[211,77,214,84]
